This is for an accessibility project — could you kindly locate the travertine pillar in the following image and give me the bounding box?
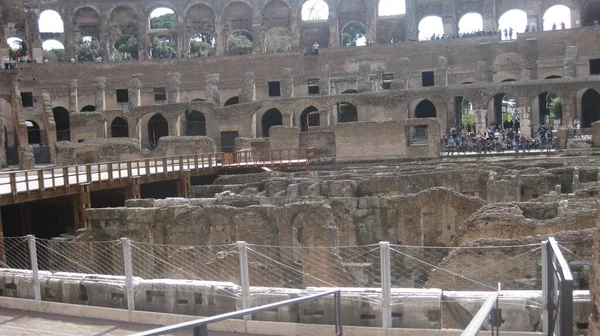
[93,77,106,111]
[128,74,143,110]
[11,83,27,146]
[167,72,181,104]
[205,74,221,105]
[404,0,417,41]
[474,110,487,133]
[251,24,262,54]
[240,72,255,103]
[365,0,377,44]
[357,62,372,92]
[391,58,411,90]
[319,65,331,96]
[0,117,6,167]
[476,61,489,83]
[41,92,56,163]
[25,9,42,62]
[328,11,340,47]
[281,68,294,98]
[69,80,79,114]
[435,57,448,87]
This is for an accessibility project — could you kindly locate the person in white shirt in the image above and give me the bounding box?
[312,42,319,55]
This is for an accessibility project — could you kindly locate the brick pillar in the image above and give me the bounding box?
[69,80,79,113]
[240,71,256,103]
[167,72,181,104]
[328,11,340,47]
[93,77,106,111]
[128,74,143,110]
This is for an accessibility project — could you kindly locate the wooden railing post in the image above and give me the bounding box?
[63,167,69,190]
[85,165,92,184]
[9,173,17,200]
[37,170,45,196]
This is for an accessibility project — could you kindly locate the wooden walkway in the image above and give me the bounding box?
[0,149,310,206]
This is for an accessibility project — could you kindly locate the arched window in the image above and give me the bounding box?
[39,10,64,33]
[378,0,405,16]
[111,117,129,138]
[150,7,176,30]
[185,110,207,136]
[26,120,42,145]
[151,35,177,59]
[265,27,293,53]
[581,89,600,127]
[77,36,100,62]
[337,102,358,123]
[80,105,96,112]
[418,16,444,40]
[302,0,329,20]
[498,10,527,40]
[42,40,66,62]
[227,30,253,55]
[300,106,319,131]
[52,107,70,141]
[189,33,215,57]
[224,97,240,106]
[113,35,139,60]
[543,5,571,31]
[458,13,483,34]
[148,114,169,148]
[262,109,283,137]
[415,100,437,118]
[342,22,366,46]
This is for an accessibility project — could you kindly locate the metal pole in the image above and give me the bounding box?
[237,241,251,320]
[192,325,208,336]
[27,235,41,301]
[379,242,392,329]
[334,291,343,336]
[541,240,548,333]
[121,238,135,311]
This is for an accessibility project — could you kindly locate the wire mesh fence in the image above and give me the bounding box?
[0,236,30,270]
[35,239,123,275]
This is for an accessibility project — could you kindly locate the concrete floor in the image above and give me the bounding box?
[0,307,256,336]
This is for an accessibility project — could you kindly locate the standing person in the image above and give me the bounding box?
[504,28,508,40]
[509,27,514,39]
[561,22,566,30]
[575,119,582,137]
[312,42,319,55]
[552,23,557,30]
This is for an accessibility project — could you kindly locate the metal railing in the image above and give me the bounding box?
[543,238,573,336]
[0,148,310,201]
[131,289,343,336]
[461,291,500,336]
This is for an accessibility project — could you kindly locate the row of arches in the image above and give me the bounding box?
[418,5,572,40]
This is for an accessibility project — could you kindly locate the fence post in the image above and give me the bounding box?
[27,235,41,301]
[121,238,135,311]
[541,240,548,333]
[237,241,251,320]
[379,241,391,329]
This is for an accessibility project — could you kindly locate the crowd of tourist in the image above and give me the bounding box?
[440,120,558,154]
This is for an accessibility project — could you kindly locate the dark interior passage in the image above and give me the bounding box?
[140,180,179,199]
[148,114,168,148]
[581,89,600,127]
[415,100,437,118]
[261,109,283,137]
[111,117,129,138]
[52,107,71,142]
[1,196,74,238]
[90,188,127,208]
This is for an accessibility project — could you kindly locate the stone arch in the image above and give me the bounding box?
[342,89,358,94]
[581,89,600,127]
[73,7,101,40]
[341,21,367,47]
[498,9,527,39]
[262,0,292,30]
[488,93,519,127]
[7,37,28,57]
[0,98,14,147]
[261,108,283,137]
[334,102,358,123]
[301,0,329,21]
[545,75,562,80]
[80,105,96,112]
[108,6,139,40]
[223,1,254,35]
[412,99,437,118]
[38,10,64,33]
[532,91,562,127]
[299,106,319,131]
[148,114,169,148]
[111,117,129,138]
[26,120,42,145]
[185,3,216,54]
[458,12,483,34]
[224,96,240,106]
[226,29,253,55]
[52,107,70,142]
[582,0,600,26]
[448,96,475,130]
[185,110,207,136]
[151,35,178,59]
[338,0,367,32]
[113,35,139,60]
[265,27,293,52]
[492,52,525,82]
[543,5,571,30]
[149,6,177,30]
[418,16,444,40]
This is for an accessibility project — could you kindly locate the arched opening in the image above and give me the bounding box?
[453,97,474,130]
[189,33,215,57]
[151,35,177,59]
[80,105,96,112]
[581,89,600,127]
[262,0,291,30]
[342,22,366,46]
[227,30,253,55]
[74,7,101,39]
[111,117,129,138]
[379,0,405,16]
[150,7,176,30]
[8,37,27,59]
[336,102,358,123]
[224,97,240,106]
[185,4,216,44]
[418,16,443,40]
[491,93,519,128]
[42,40,66,62]
[262,109,283,137]
[265,27,293,53]
[26,120,42,145]
[185,110,207,136]
[39,10,64,33]
[462,82,474,84]
[415,99,437,118]
[582,1,600,26]
[113,35,139,60]
[109,6,138,43]
[302,0,329,21]
[543,5,571,31]
[502,79,517,82]
[148,114,169,148]
[458,13,483,34]
[342,89,358,94]
[77,36,100,62]
[545,75,562,79]
[300,106,319,131]
[192,98,206,102]
[536,92,562,127]
[52,107,70,141]
[498,9,527,40]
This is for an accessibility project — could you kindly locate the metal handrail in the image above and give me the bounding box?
[461,292,499,336]
[545,237,573,336]
[131,289,343,336]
